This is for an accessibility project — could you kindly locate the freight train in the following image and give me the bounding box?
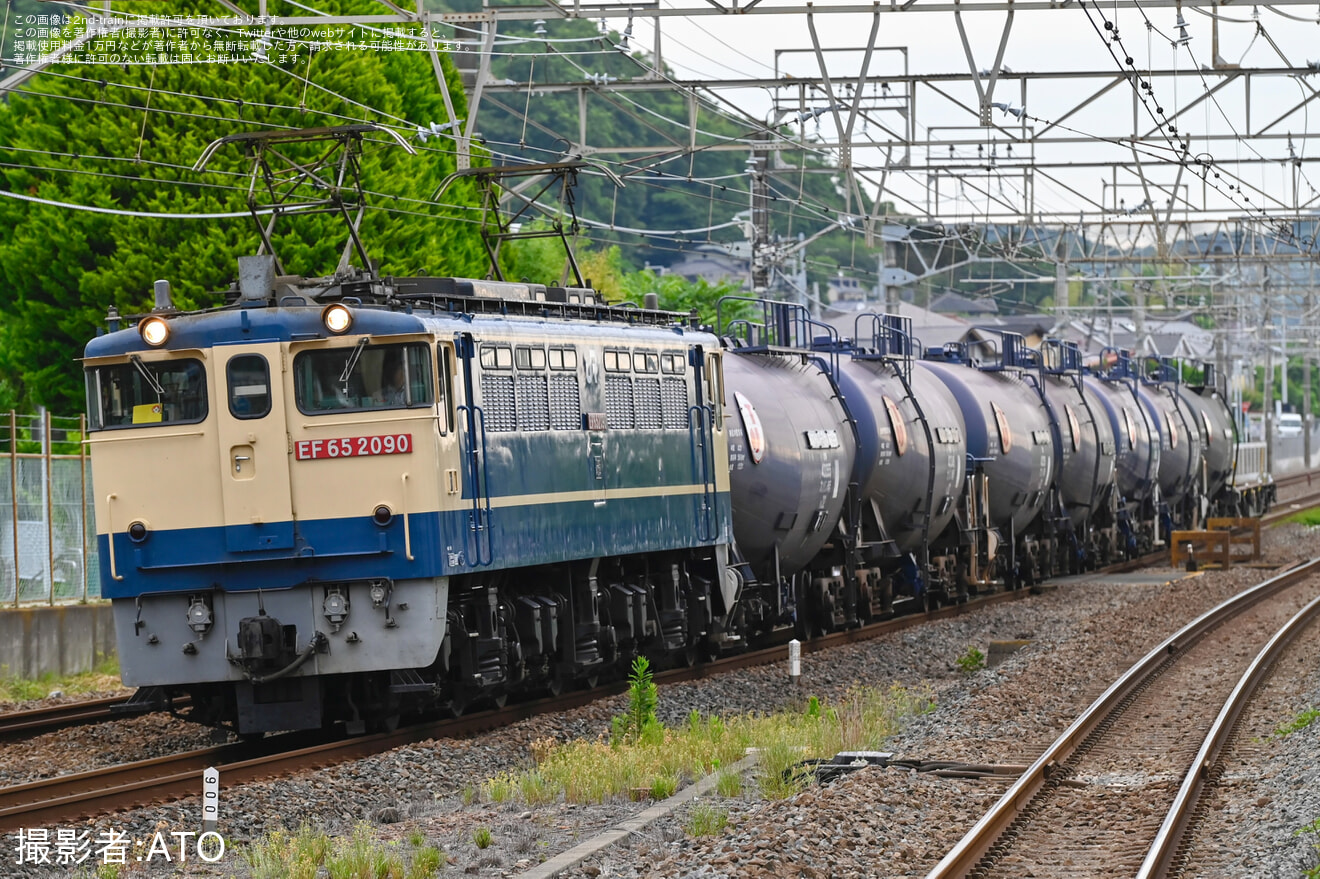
[85,261,1269,734]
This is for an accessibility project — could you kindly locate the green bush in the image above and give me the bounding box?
[955,646,986,675]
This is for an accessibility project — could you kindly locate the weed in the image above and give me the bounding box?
[407,845,444,879]
[460,784,476,806]
[0,657,123,705]
[650,773,679,799]
[483,773,515,803]
[406,829,426,848]
[1296,817,1320,879]
[1276,706,1320,738]
[955,646,986,675]
[473,827,494,850]
[518,770,558,805]
[714,768,743,798]
[685,801,729,837]
[1286,508,1320,527]
[243,823,410,879]
[476,683,934,807]
[612,655,659,744]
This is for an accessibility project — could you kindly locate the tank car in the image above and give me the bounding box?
[86,261,737,733]
[829,314,967,612]
[1134,358,1206,531]
[918,332,1056,590]
[1082,352,1161,557]
[716,302,859,638]
[1037,340,1119,571]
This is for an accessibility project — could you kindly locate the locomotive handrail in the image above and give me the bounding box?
[456,404,493,567]
[105,493,124,582]
[400,473,414,562]
[688,404,718,542]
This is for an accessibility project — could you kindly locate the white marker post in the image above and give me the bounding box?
[202,767,220,833]
[788,639,801,686]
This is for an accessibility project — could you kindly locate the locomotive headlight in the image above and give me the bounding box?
[322,303,353,335]
[139,316,171,347]
[369,581,388,608]
[186,596,213,635]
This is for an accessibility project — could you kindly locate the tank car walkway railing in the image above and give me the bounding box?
[1,411,97,606]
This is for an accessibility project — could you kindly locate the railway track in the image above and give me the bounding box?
[0,585,1041,831]
[3,474,1316,830]
[925,557,1320,878]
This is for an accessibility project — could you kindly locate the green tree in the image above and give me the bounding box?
[0,0,486,412]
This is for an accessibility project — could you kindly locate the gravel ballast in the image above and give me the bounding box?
[3,524,1318,878]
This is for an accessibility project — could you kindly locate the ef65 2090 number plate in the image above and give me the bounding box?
[295,434,412,460]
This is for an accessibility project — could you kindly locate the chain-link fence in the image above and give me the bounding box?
[0,412,99,605]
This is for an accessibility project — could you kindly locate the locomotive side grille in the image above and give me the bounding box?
[662,379,689,429]
[516,374,550,431]
[549,374,581,431]
[635,378,663,430]
[606,376,635,429]
[481,374,517,432]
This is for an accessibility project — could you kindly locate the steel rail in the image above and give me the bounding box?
[1137,590,1320,879]
[924,556,1320,879]
[0,696,128,740]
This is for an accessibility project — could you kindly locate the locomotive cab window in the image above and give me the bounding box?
[294,342,433,414]
[86,357,208,430]
[436,342,455,434]
[227,355,271,420]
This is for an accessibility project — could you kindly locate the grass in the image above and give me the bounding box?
[1286,508,1320,527]
[1297,817,1320,879]
[480,683,934,806]
[685,801,729,837]
[1275,706,1320,738]
[243,823,443,879]
[0,656,122,704]
[472,827,493,850]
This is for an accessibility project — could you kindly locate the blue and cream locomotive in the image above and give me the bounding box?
[86,260,1262,734]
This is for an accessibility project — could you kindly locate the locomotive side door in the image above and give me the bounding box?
[212,342,295,552]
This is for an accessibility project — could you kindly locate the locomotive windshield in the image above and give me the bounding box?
[294,342,433,414]
[85,358,208,430]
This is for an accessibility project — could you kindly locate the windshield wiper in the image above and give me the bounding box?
[129,354,165,396]
[339,337,370,386]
